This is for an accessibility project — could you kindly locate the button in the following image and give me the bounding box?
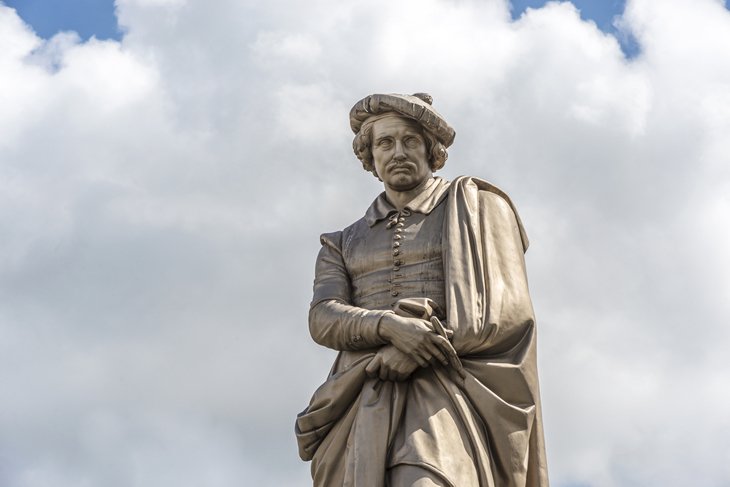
[398,217,405,222]
[394,260,402,265]
[396,223,404,228]
[394,234,402,240]
[393,266,400,271]
[393,241,400,248]
[393,249,400,256]
[391,291,399,296]
[352,335,361,342]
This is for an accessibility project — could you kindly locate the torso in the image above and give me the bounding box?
[341,199,447,312]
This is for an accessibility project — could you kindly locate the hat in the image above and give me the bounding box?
[349,93,456,148]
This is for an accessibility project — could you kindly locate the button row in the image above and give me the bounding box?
[389,211,409,297]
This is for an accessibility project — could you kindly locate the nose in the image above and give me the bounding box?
[393,140,407,161]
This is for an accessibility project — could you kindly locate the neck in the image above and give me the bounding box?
[384,177,433,211]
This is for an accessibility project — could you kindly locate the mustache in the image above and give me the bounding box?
[386,159,416,171]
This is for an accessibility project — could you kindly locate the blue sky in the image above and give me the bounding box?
[512,0,638,55]
[5,0,729,55]
[5,0,641,54]
[512,0,626,30]
[3,0,121,40]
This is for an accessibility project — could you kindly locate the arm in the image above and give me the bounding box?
[311,298,458,364]
[309,232,459,365]
[310,300,444,382]
[308,231,390,351]
[309,299,391,351]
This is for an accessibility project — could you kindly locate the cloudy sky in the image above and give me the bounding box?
[1,0,729,485]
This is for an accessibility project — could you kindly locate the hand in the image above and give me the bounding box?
[365,345,419,381]
[378,313,460,368]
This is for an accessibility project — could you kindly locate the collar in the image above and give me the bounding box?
[364,177,450,227]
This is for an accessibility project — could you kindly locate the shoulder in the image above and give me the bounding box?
[319,217,368,252]
[449,175,530,251]
[319,230,343,250]
[451,175,514,205]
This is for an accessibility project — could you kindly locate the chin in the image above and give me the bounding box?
[387,178,419,191]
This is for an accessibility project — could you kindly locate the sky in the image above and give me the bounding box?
[1,0,729,486]
[3,0,640,55]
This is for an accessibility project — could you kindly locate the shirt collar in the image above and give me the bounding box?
[364,177,450,227]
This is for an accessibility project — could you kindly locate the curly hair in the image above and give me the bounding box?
[352,117,449,178]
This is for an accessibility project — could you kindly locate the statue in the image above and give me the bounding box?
[296,93,549,486]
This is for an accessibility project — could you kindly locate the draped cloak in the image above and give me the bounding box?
[296,176,549,486]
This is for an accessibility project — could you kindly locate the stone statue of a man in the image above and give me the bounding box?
[296,93,548,486]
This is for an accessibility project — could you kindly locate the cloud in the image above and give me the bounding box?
[1,0,729,485]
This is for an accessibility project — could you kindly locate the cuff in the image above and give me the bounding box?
[348,309,392,349]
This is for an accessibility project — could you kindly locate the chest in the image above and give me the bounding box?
[341,203,446,309]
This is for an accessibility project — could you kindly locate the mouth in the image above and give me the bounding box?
[388,161,414,173]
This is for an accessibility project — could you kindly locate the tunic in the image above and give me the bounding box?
[297,176,549,487]
[309,177,448,355]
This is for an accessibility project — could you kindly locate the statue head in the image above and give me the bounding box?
[349,93,456,178]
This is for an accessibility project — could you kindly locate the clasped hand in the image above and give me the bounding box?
[366,313,460,381]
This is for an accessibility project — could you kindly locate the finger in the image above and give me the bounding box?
[379,366,390,381]
[424,339,449,366]
[429,316,447,337]
[433,335,459,364]
[448,350,464,376]
[432,336,466,378]
[410,352,429,368]
[417,348,437,367]
[365,356,381,378]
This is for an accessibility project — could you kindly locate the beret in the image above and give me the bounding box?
[349,93,456,148]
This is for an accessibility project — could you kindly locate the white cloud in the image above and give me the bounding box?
[1,0,729,485]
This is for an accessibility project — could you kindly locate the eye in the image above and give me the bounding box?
[404,136,422,148]
[376,138,393,149]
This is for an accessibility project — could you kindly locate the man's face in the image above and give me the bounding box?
[370,115,431,192]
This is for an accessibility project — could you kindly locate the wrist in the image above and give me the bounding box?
[377,312,396,341]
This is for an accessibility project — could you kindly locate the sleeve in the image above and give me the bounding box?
[309,231,392,351]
